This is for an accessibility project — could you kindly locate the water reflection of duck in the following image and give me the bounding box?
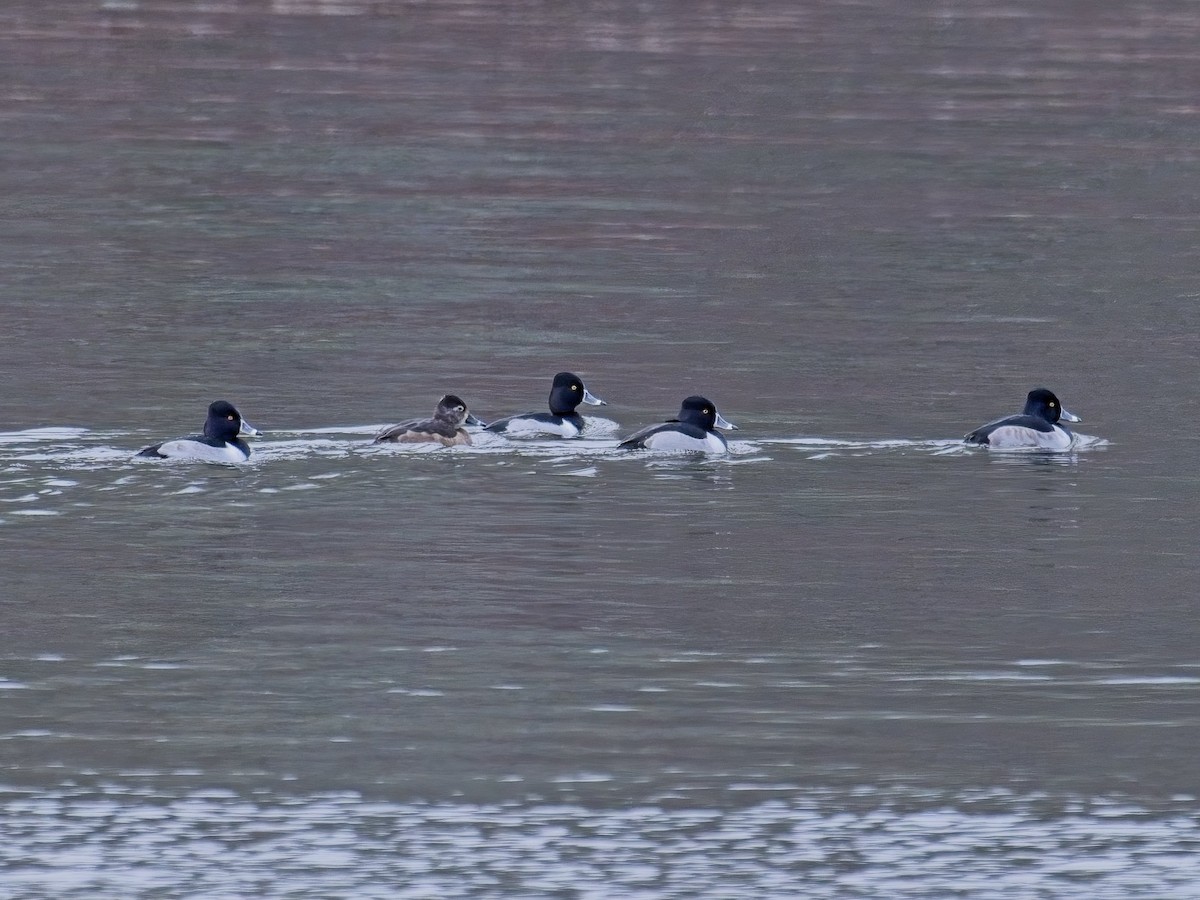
[964,388,1080,450]
[373,394,484,447]
[619,395,738,453]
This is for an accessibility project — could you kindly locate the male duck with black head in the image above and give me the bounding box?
[137,400,261,463]
[485,371,606,438]
[373,394,484,447]
[619,395,738,454]
[964,387,1081,450]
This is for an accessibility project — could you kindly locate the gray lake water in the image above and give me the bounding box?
[3,1,1200,897]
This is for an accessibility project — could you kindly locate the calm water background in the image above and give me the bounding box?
[2,1,1200,897]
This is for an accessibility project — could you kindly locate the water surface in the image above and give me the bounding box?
[2,1,1200,897]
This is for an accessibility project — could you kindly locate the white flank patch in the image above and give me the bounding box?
[987,425,1073,451]
[643,431,728,454]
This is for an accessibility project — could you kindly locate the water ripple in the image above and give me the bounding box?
[0,785,1195,898]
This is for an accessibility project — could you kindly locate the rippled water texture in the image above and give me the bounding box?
[3,1,1200,897]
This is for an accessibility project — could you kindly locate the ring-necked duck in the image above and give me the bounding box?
[373,394,484,447]
[618,395,738,453]
[964,387,1081,450]
[136,400,260,463]
[485,372,606,438]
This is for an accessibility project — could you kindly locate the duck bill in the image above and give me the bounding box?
[714,411,738,431]
[581,387,606,406]
[1059,408,1081,423]
[238,420,262,437]
[465,412,486,427]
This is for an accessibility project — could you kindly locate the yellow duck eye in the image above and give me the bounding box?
[1049,401,1056,407]
[572,384,580,391]
[227,414,235,420]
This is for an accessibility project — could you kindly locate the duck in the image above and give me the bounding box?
[136,400,260,463]
[618,395,738,453]
[964,387,1081,450]
[484,372,606,438]
[372,394,484,446]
